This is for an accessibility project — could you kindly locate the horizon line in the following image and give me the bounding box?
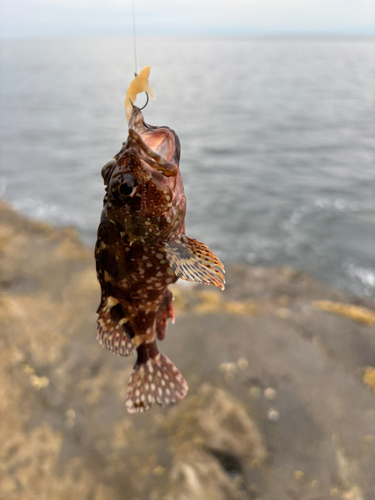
[2,32,375,42]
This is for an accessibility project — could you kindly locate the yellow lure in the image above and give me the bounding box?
[125,66,156,122]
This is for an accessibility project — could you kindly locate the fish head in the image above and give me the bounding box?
[101,107,186,245]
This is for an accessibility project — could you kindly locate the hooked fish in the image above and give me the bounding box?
[95,105,225,413]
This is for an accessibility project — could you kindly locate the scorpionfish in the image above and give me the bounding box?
[95,105,225,413]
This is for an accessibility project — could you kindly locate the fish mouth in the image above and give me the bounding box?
[128,107,180,177]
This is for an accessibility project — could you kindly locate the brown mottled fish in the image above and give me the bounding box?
[95,105,225,413]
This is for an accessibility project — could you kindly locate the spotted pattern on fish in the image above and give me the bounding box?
[126,342,188,413]
[95,106,225,413]
[165,235,225,290]
[96,299,135,356]
[155,288,174,341]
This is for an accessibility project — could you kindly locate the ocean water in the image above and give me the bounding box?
[1,37,374,298]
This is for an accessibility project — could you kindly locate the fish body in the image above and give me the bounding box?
[95,107,225,413]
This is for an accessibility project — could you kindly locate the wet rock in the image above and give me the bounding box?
[164,383,266,466]
[161,447,247,500]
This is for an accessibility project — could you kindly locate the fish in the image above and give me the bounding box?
[95,105,225,413]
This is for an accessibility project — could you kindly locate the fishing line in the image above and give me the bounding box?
[131,0,138,76]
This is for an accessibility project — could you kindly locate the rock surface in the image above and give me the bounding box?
[0,201,375,500]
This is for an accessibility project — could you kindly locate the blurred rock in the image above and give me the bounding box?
[164,383,266,464]
[162,447,247,500]
[1,200,375,500]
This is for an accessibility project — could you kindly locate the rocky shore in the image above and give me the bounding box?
[0,200,374,500]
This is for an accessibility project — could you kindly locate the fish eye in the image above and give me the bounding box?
[118,174,137,198]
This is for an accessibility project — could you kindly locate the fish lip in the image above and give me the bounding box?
[128,107,180,178]
[128,106,153,134]
[128,129,178,177]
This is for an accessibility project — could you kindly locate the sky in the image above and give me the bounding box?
[1,0,375,39]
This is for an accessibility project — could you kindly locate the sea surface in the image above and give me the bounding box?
[1,37,374,298]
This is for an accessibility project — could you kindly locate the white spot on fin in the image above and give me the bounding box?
[125,353,188,413]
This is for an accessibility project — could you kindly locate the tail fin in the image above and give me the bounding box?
[96,300,135,357]
[126,344,188,413]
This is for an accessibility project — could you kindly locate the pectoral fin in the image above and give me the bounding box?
[164,234,225,290]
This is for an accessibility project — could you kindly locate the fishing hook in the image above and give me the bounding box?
[139,92,149,111]
[127,92,149,113]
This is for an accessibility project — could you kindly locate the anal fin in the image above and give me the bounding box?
[164,234,225,290]
[156,288,175,341]
[96,300,135,356]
